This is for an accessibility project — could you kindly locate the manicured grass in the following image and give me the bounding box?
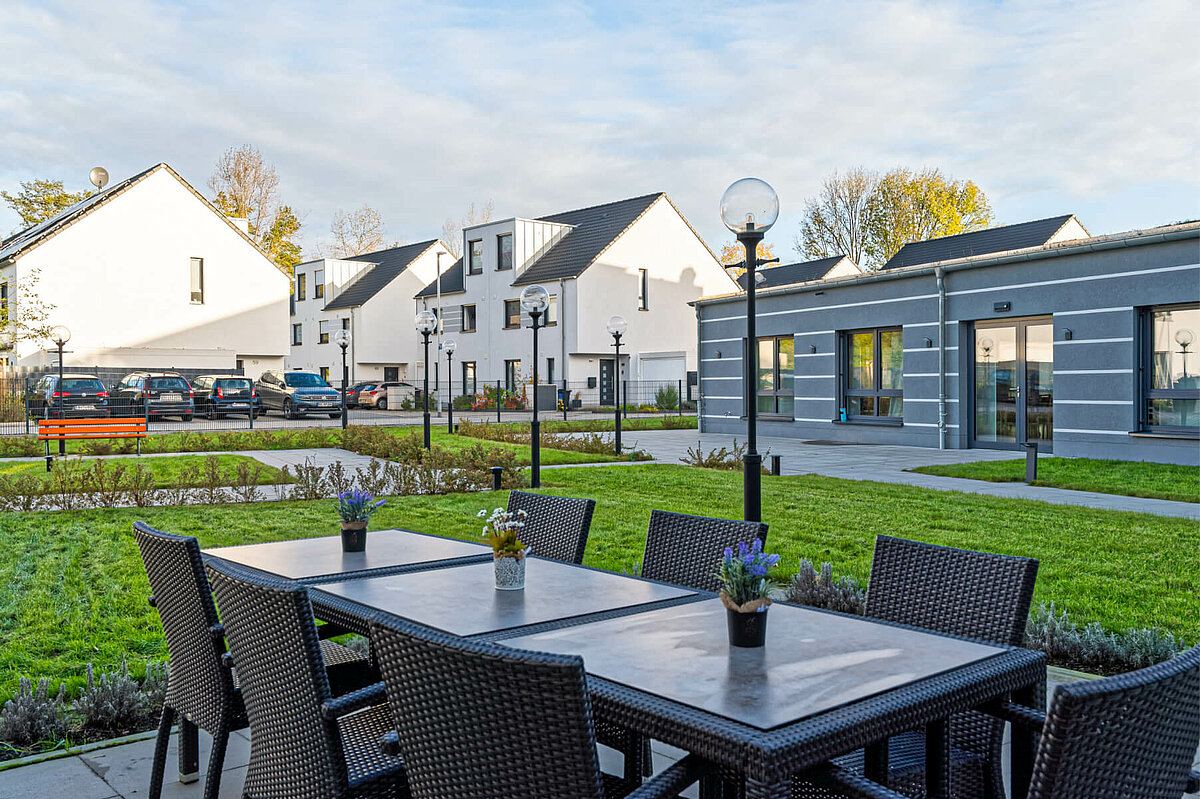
[0,464,1194,701]
[911,457,1200,503]
[402,428,630,465]
[0,454,293,488]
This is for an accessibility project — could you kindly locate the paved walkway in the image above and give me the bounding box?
[620,430,1200,520]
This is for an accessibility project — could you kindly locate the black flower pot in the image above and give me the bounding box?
[726,607,768,648]
[340,522,367,553]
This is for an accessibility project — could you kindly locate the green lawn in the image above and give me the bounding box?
[0,464,1194,701]
[911,457,1200,503]
[0,454,292,489]
[408,429,629,465]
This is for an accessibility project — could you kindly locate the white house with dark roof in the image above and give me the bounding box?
[0,163,290,376]
[414,192,736,406]
[289,240,454,383]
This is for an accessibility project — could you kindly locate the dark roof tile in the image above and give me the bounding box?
[414,257,465,298]
[324,240,441,310]
[881,215,1078,270]
[736,255,848,290]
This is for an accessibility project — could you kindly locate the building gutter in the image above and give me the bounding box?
[695,304,704,432]
[936,267,947,450]
[689,226,1200,308]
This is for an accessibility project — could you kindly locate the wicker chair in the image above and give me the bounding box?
[641,510,769,592]
[133,521,373,799]
[507,490,596,564]
[368,612,713,799]
[205,556,408,799]
[793,534,1040,799]
[807,644,1200,799]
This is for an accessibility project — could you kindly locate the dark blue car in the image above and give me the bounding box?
[192,375,260,419]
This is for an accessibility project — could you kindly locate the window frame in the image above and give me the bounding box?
[755,336,795,418]
[503,299,521,329]
[462,361,477,395]
[638,268,649,311]
[504,359,520,391]
[189,257,204,305]
[319,320,330,345]
[319,366,330,382]
[314,268,325,299]
[292,323,303,346]
[295,273,306,301]
[461,304,477,333]
[544,295,557,327]
[468,239,483,275]
[841,326,904,423]
[496,234,513,271]
[1141,303,1200,437]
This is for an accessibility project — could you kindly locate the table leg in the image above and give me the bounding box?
[925,719,949,799]
[178,718,200,783]
[864,740,889,784]
[1010,681,1041,799]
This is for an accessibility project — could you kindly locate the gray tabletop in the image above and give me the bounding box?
[203,529,491,581]
[312,558,698,637]
[502,598,1005,730]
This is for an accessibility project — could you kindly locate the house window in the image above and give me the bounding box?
[843,328,903,419]
[497,234,513,271]
[314,268,324,299]
[462,361,477,396]
[468,240,483,275]
[505,359,520,391]
[504,299,521,329]
[638,268,649,311]
[319,366,330,382]
[292,323,303,346]
[1144,304,1199,435]
[295,273,307,301]
[756,337,795,417]
[319,320,331,345]
[545,295,558,326]
[384,366,399,382]
[461,304,477,333]
[1,282,9,312]
[342,318,350,330]
[547,358,555,384]
[190,257,204,304]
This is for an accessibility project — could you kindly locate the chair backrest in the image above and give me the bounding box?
[370,614,606,799]
[506,490,596,564]
[641,510,768,592]
[1029,644,1200,799]
[132,521,232,731]
[865,535,1039,646]
[206,558,346,799]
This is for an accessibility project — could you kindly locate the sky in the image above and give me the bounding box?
[1,0,1197,259]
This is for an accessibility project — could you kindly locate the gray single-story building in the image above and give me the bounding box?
[694,217,1200,465]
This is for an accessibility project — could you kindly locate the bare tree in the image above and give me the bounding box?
[208,145,303,272]
[793,167,878,268]
[326,205,387,258]
[441,199,495,258]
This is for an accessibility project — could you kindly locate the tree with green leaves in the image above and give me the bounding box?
[1,180,93,231]
[208,145,303,275]
[795,167,993,271]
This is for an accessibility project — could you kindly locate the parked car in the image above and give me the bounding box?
[25,373,111,419]
[358,381,416,410]
[255,369,342,419]
[111,372,195,421]
[344,381,375,408]
[191,375,260,419]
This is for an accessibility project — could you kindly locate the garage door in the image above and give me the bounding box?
[640,356,685,384]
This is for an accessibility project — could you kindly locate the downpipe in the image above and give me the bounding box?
[936,267,947,451]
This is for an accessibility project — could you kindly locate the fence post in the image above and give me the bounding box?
[144,394,150,428]
[678,379,683,417]
[249,392,255,430]
[496,380,502,423]
[562,379,568,421]
[24,391,30,436]
[622,380,628,419]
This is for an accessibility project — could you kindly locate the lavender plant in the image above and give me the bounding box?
[336,489,386,523]
[716,539,781,610]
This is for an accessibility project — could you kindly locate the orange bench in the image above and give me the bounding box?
[38,417,148,462]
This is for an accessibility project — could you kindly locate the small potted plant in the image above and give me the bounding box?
[479,507,530,589]
[335,489,385,552]
[716,539,781,648]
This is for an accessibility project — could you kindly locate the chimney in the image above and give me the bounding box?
[227,217,250,234]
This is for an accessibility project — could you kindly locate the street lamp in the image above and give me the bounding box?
[333,328,352,429]
[520,284,549,488]
[444,338,457,433]
[415,310,437,449]
[606,315,627,455]
[49,325,71,455]
[720,178,779,523]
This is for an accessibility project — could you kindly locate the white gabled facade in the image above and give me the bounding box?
[289,240,454,384]
[0,164,290,378]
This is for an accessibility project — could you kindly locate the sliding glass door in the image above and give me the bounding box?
[973,318,1053,451]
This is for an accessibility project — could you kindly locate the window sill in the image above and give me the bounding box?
[461,329,477,334]
[1129,430,1200,441]
[759,414,793,421]
[832,418,904,427]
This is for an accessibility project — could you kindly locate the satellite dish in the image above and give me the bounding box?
[89,167,109,191]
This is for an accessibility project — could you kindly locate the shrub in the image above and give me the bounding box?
[660,414,696,430]
[784,559,867,615]
[0,437,41,458]
[452,394,473,410]
[0,677,68,748]
[139,661,170,712]
[654,385,680,411]
[80,439,114,456]
[231,460,263,503]
[681,439,755,470]
[72,661,151,735]
[1025,603,1185,675]
[287,458,328,501]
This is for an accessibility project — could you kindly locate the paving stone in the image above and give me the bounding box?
[79,728,250,798]
[0,755,118,799]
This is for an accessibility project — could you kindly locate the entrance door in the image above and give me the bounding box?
[599,359,615,406]
[973,318,1053,451]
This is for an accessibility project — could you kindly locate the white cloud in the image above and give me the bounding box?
[0,0,1196,255]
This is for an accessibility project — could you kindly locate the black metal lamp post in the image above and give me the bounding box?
[606,315,627,455]
[444,338,457,433]
[49,325,71,455]
[719,178,779,523]
[520,285,549,488]
[415,310,437,449]
[334,327,352,430]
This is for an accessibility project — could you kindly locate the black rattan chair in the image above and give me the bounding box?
[507,489,596,564]
[133,521,373,799]
[792,534,1039,799]
[369,612,713,798]
[641,509,769,592]
[809,644,1200,799]
[205,556,409,799]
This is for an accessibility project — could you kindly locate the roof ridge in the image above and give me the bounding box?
[899,214,1075,249]
[535,191,665,222]
[347,238,440,262]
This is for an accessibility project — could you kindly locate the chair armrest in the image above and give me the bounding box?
[320,681,387,721]
[209,623,225,643]
[147,594,156,608]
[805,764,911,799]
[220,652,234,670]
[379,729,401,757]
[975,699,1046,730]
[626,753,713,799]
[1186,769,1199,793]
